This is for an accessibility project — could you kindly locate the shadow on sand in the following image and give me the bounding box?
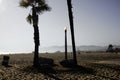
[20,64,61,80]
[20,65,94,80]
[20,63,94,80]
[18,57,94,79]
[57,65,94,74]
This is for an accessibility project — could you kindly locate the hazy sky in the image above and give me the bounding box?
[0,0,120,53]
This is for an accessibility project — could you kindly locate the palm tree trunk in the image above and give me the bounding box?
[33,25,39,67]
[67,0,77,65]
[32,6,40,67]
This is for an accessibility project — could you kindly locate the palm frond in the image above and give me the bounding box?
[20,0,30,8]
[27,0,34,3]
[26,14,33,24]
[38,0,45,5]
[20,0,35,8]
[36,4,51,14]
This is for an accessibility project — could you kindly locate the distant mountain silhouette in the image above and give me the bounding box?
[40,45,110,53]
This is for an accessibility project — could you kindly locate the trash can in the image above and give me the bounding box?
[2,56,10,67]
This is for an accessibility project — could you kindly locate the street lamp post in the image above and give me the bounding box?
[64,27,68,60]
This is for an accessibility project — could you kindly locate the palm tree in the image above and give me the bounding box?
[67,0,77,65]
[19,0,50,67]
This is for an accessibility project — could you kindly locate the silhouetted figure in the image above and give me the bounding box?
[106,44,114,53]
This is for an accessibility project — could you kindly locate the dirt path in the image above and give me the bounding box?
[95,61,120,65]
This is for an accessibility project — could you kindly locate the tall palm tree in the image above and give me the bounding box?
[19,0,50,67]
[67,0,77,65]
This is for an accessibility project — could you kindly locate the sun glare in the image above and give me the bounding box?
[0,0,6,12]
[0,0,2,4]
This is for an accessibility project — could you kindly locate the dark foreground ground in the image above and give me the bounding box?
[0,52,120,80]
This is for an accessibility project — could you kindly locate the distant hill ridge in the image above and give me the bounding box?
[40,45,111,53]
